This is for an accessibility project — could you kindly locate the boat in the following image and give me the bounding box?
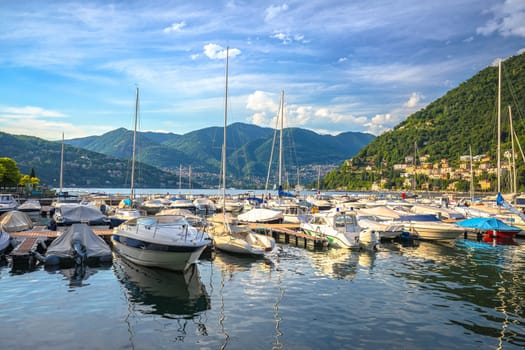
[355,209,406,240]
[208,214,276,255]
[50,203,111,228]
[193,197,216,215]
[455,217,521,240]
[111,89,210,271]
[112,215,211,271]
[237,208,284,224]
[300,208,380,250]
[108,206,143,228]
[140,198,165,215]
[0,194,18,214]
[168,198,196,213]
[44,223,112,266]
[394,214,469,241]
[0,228,10,253]
[16,199,42,219]
[0,210,34,232]
[208,47,276,256]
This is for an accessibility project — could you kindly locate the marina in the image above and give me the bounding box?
[1,189,524,349]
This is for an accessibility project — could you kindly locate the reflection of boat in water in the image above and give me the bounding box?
[45,263,112,288]
[309,249,361,280]
[113,254,210,317]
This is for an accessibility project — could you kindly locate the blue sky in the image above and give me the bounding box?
[0,0,524,140]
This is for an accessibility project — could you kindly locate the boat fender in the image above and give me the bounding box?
[33,251,46,263]
[45,255,60,266]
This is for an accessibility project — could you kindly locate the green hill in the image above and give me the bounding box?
[324,52,525,190]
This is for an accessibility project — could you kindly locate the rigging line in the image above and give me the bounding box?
[265,101,280,193]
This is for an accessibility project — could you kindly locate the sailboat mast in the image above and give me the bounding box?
[59,132,64,193]
[131,87,139,200]
[509,105,516,197]
[497,59,501,194]
[222,47,229,202]
[278,90,284,188]
[469,145,474,202]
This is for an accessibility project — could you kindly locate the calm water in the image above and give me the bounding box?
[1,236,524,349]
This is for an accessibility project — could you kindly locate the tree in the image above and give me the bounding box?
[0,157,22,188]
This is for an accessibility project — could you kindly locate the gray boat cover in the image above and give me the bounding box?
[55,204,110,225]
[0,210,34,232]
[45,223,112,264]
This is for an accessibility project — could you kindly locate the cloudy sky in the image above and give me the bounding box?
[0,0,524,140]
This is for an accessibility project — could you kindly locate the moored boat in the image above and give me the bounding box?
[44,223,112,266]
[300,208,380,250]
[111,215,211,271]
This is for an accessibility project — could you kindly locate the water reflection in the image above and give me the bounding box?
[309,248,361,280]
[45,263,112,288]
[397,240,525,347]
[113,255,210,318]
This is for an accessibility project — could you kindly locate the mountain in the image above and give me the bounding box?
[0,131,179,189]
[355,52,525,167]
[1,122,373,189]
[66,122,375,187]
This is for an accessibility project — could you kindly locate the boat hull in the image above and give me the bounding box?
[405,223,465,241]
[112,235,207,271]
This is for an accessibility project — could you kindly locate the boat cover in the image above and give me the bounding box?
[45,223,112,265]
[0,210,34,232]
[455,217,522,232]
[238,208,284,223]
[55,204,109,225]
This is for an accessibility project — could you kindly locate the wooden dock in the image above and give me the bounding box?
[248,223,329,249]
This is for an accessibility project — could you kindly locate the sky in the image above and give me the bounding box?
[0,0,524,141]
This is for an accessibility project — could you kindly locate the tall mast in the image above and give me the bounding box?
[131,87,139,200]
[497,59,501,194]
[59,132,64,193]
[509,105,516,197]
[222,47,229,203]
[469,145,474,202]
[278,90,284,188]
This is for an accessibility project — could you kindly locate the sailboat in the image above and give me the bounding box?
[108,88,143,227]
[208,47,276,256]
[264,91,310,223]
[112,88,211,271]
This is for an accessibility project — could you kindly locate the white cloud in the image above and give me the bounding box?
[163,21,186,33]
[404,92,424,108]
[264,4,288,22]
[477,0,525,37]
[271,31,306,44]
[203,43,241,59]
[338,57,348,63]
[0,106,67,118]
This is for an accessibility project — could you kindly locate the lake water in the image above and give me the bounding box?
[1,236,524,349]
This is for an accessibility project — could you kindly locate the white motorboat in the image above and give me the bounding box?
[193,197,216,215]
[237,208,284,224]
[301,208,380,250]
[108,207,143,227]
[111,215,211,271]
[208,215,275,256]
[17,199,42,219]
[0,194,18,214]
[169,199,196,212]
[395,214,469,241]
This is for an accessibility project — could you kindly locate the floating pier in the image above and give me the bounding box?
[248,223,329,249]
